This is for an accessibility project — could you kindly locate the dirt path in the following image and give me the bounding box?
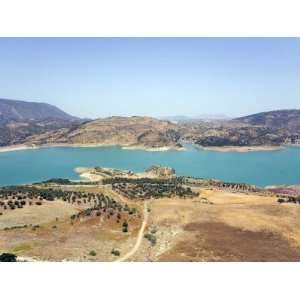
[115,201,149,262]
[17,256,39,262]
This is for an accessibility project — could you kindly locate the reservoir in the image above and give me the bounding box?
[0,144,299,187]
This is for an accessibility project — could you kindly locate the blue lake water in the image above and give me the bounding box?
[0,144,300,187]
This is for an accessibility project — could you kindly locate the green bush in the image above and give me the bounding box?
[111,249,120,256]
[89,250,97,256]
[0,253,17,262]
[144,233,157,246]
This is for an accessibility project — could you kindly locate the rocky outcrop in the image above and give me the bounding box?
[145,165,176,178]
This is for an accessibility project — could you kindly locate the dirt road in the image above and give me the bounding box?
[115,201,149,262]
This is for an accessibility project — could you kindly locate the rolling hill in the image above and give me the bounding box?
[25,116,182,149]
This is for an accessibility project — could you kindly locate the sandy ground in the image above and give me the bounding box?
[121,145,184,151]
[0,145,38,153]
[0,143,120,153]
[74,167,103,181]
[0,142,286,154]
[0,143,182,153]
[194,145,284,152]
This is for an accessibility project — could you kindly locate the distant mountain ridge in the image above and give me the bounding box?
[0,98,83,146]
[0,98,79,123]
[1,100,300,149]
[161,114,230,123]
[235,109,300,132]
[182,109,300,147]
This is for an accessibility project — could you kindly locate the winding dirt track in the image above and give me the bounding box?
[115,201,149,262]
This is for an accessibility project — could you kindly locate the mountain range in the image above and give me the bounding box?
[1,98,300,148]
[0,98,83,146]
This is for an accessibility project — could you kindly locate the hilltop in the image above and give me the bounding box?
[25,116,183,150]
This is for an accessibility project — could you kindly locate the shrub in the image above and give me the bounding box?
[144,233,157,246]
[151,227,157,234]
[111,249,120,256]
[122,220,128,232]
[0,253,17,262]
[89,250,97,256]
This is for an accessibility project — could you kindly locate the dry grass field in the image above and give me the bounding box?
[149,189,300,261]
[0,187,144,261]
[1,184,300,262]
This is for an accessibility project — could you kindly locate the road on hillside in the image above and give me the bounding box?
[115,201,149,262]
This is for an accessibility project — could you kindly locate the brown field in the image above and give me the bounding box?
[143,189,300,262]
[0,201,79,230]
[1,186,300,262]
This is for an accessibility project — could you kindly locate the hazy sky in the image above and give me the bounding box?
[0,38,299,118]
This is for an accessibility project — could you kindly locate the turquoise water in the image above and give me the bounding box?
[0,144,300,187]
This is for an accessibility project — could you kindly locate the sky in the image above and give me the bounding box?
[0,37,299,118]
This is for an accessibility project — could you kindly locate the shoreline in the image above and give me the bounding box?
[0,142,292,154]
[121,145,185,152]
[0,143,184,153]
[194,144,285,153]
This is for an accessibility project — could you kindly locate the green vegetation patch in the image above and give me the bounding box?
[89,250,97,256]
[11,243,33,253]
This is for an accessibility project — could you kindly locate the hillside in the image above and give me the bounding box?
[2,104,300,149]
[235,109,300,132]
[0,98,79,123]
[179,110,300,148]
[0,98,82,146]
[25,116,183,149]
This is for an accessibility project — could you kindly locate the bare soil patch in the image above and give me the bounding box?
[159,222,300,262]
